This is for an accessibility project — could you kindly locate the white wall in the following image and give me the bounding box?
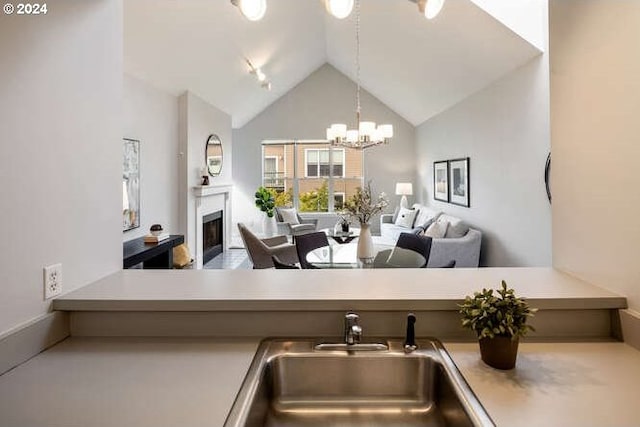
[232,64,416,233]
[178,92,233,255]
[0,1,123,335]
[550,1,640,310]
[123,74,179,240]
[415,6,551,267]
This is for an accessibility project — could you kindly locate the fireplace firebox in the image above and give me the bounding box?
[202,210,223,264]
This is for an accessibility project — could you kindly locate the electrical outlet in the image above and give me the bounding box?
[43,263,62,299]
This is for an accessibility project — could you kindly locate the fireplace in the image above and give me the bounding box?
[202,210,223,264]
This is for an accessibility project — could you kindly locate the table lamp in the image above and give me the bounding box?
[395,182,413,209]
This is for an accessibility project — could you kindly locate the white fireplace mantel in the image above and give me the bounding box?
[192,184,233,269]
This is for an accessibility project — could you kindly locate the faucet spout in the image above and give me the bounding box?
[344,312,362,345]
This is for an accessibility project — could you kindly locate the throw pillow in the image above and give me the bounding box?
[412,205,441,229]
[424,221,448,239]
[437,214,469,238]
[279,208,300,225]
[394,207,417,229]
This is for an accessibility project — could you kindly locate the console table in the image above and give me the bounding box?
[123,235,184,269]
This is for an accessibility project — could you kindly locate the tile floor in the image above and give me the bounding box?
[203,248,252,269]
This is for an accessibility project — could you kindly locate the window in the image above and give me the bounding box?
[305,149,344,177]
[262,141,362,213]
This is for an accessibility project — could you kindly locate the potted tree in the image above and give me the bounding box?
[459,281,537,370]
[254,186,276,236]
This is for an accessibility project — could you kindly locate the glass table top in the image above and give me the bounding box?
[306,243,426,269]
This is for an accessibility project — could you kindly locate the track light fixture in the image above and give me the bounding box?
[246,59,272,91]
[230,0,267,21]
[416,0,446,19]
[324,0,354,19]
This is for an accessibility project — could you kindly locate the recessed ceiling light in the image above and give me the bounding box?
[325,0,354,19]
[231,0,267,21]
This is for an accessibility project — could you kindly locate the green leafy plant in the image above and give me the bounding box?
[299,181,329,212]
[459,281,537,340]
[254,186,276,218]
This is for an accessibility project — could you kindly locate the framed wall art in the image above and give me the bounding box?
[449,157,470,207]
[433,160,449,202]
[123,138,140,231]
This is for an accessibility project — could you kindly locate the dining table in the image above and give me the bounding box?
[305,241,426,269]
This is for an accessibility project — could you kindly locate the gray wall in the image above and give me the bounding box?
[415,28,551,266]
[550,0,640,310]
[0,1,123,335]
[123,74,179,241]
[232,64,416,233]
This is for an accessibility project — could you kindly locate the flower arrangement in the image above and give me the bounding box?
[343,181,388,225]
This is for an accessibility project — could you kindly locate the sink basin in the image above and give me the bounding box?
[225,339,494,427]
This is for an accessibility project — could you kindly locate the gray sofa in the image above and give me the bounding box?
[379,204,481,268]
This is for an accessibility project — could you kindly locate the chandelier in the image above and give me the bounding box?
[326,0,393,150]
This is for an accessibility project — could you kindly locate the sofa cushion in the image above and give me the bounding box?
[279,208,299,225]
[437,214,469,238]
[412,204,440,229]
[424,221,448,238]
[394,207,417,228]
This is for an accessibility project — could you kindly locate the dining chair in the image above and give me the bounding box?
[295,231,330,269]
[237,223,299,269]
[272,255,299,269]
[396,232,432,268]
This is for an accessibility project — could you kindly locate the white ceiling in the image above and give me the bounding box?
[124,0,543,128]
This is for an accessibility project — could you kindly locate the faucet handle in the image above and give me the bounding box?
[404,313,417,352]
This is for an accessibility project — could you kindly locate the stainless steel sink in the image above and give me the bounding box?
[225,338,494,427]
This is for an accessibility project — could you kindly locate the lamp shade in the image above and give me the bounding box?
[395,182,413,196]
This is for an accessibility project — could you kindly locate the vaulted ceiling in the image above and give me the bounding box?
[124,0,543,128]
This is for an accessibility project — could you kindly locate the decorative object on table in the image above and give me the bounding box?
[149,224,163,236]
[201,167,210,186]
[449,157,470,207]
[255,186,276,237]
[335,211,351,233]
[325,0,393,150]
[123,138,140,232]
[143,232,169,243]
[344,181,388,263]
[395,182,413,209]
[433,160,449,203]
[459,280,537,370]
[205,134,223,176]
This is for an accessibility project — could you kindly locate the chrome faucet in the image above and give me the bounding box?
[344,312,362,345]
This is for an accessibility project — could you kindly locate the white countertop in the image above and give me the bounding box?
[0,338,639,426]
[53,268,626,311]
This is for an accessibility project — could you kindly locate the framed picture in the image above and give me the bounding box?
[123,138,140,231]
[433,161,449,202]
[449,157,470,207]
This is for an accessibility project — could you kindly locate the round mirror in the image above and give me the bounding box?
[206,134,223,176]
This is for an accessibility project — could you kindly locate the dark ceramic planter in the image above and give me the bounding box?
[479,336,519,370]
[341,223,350,233]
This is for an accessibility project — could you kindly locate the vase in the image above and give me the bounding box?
[479,336,519,370]
[341,222,350,233]
[357,222,374,263]
[262,214,276,237]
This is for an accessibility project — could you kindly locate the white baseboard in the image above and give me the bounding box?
[620,309,640,351]
[0,312,70,375]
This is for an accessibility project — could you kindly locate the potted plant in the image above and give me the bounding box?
[459,281,537,370]
[336,211,351,233]
[254,186,276,236]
